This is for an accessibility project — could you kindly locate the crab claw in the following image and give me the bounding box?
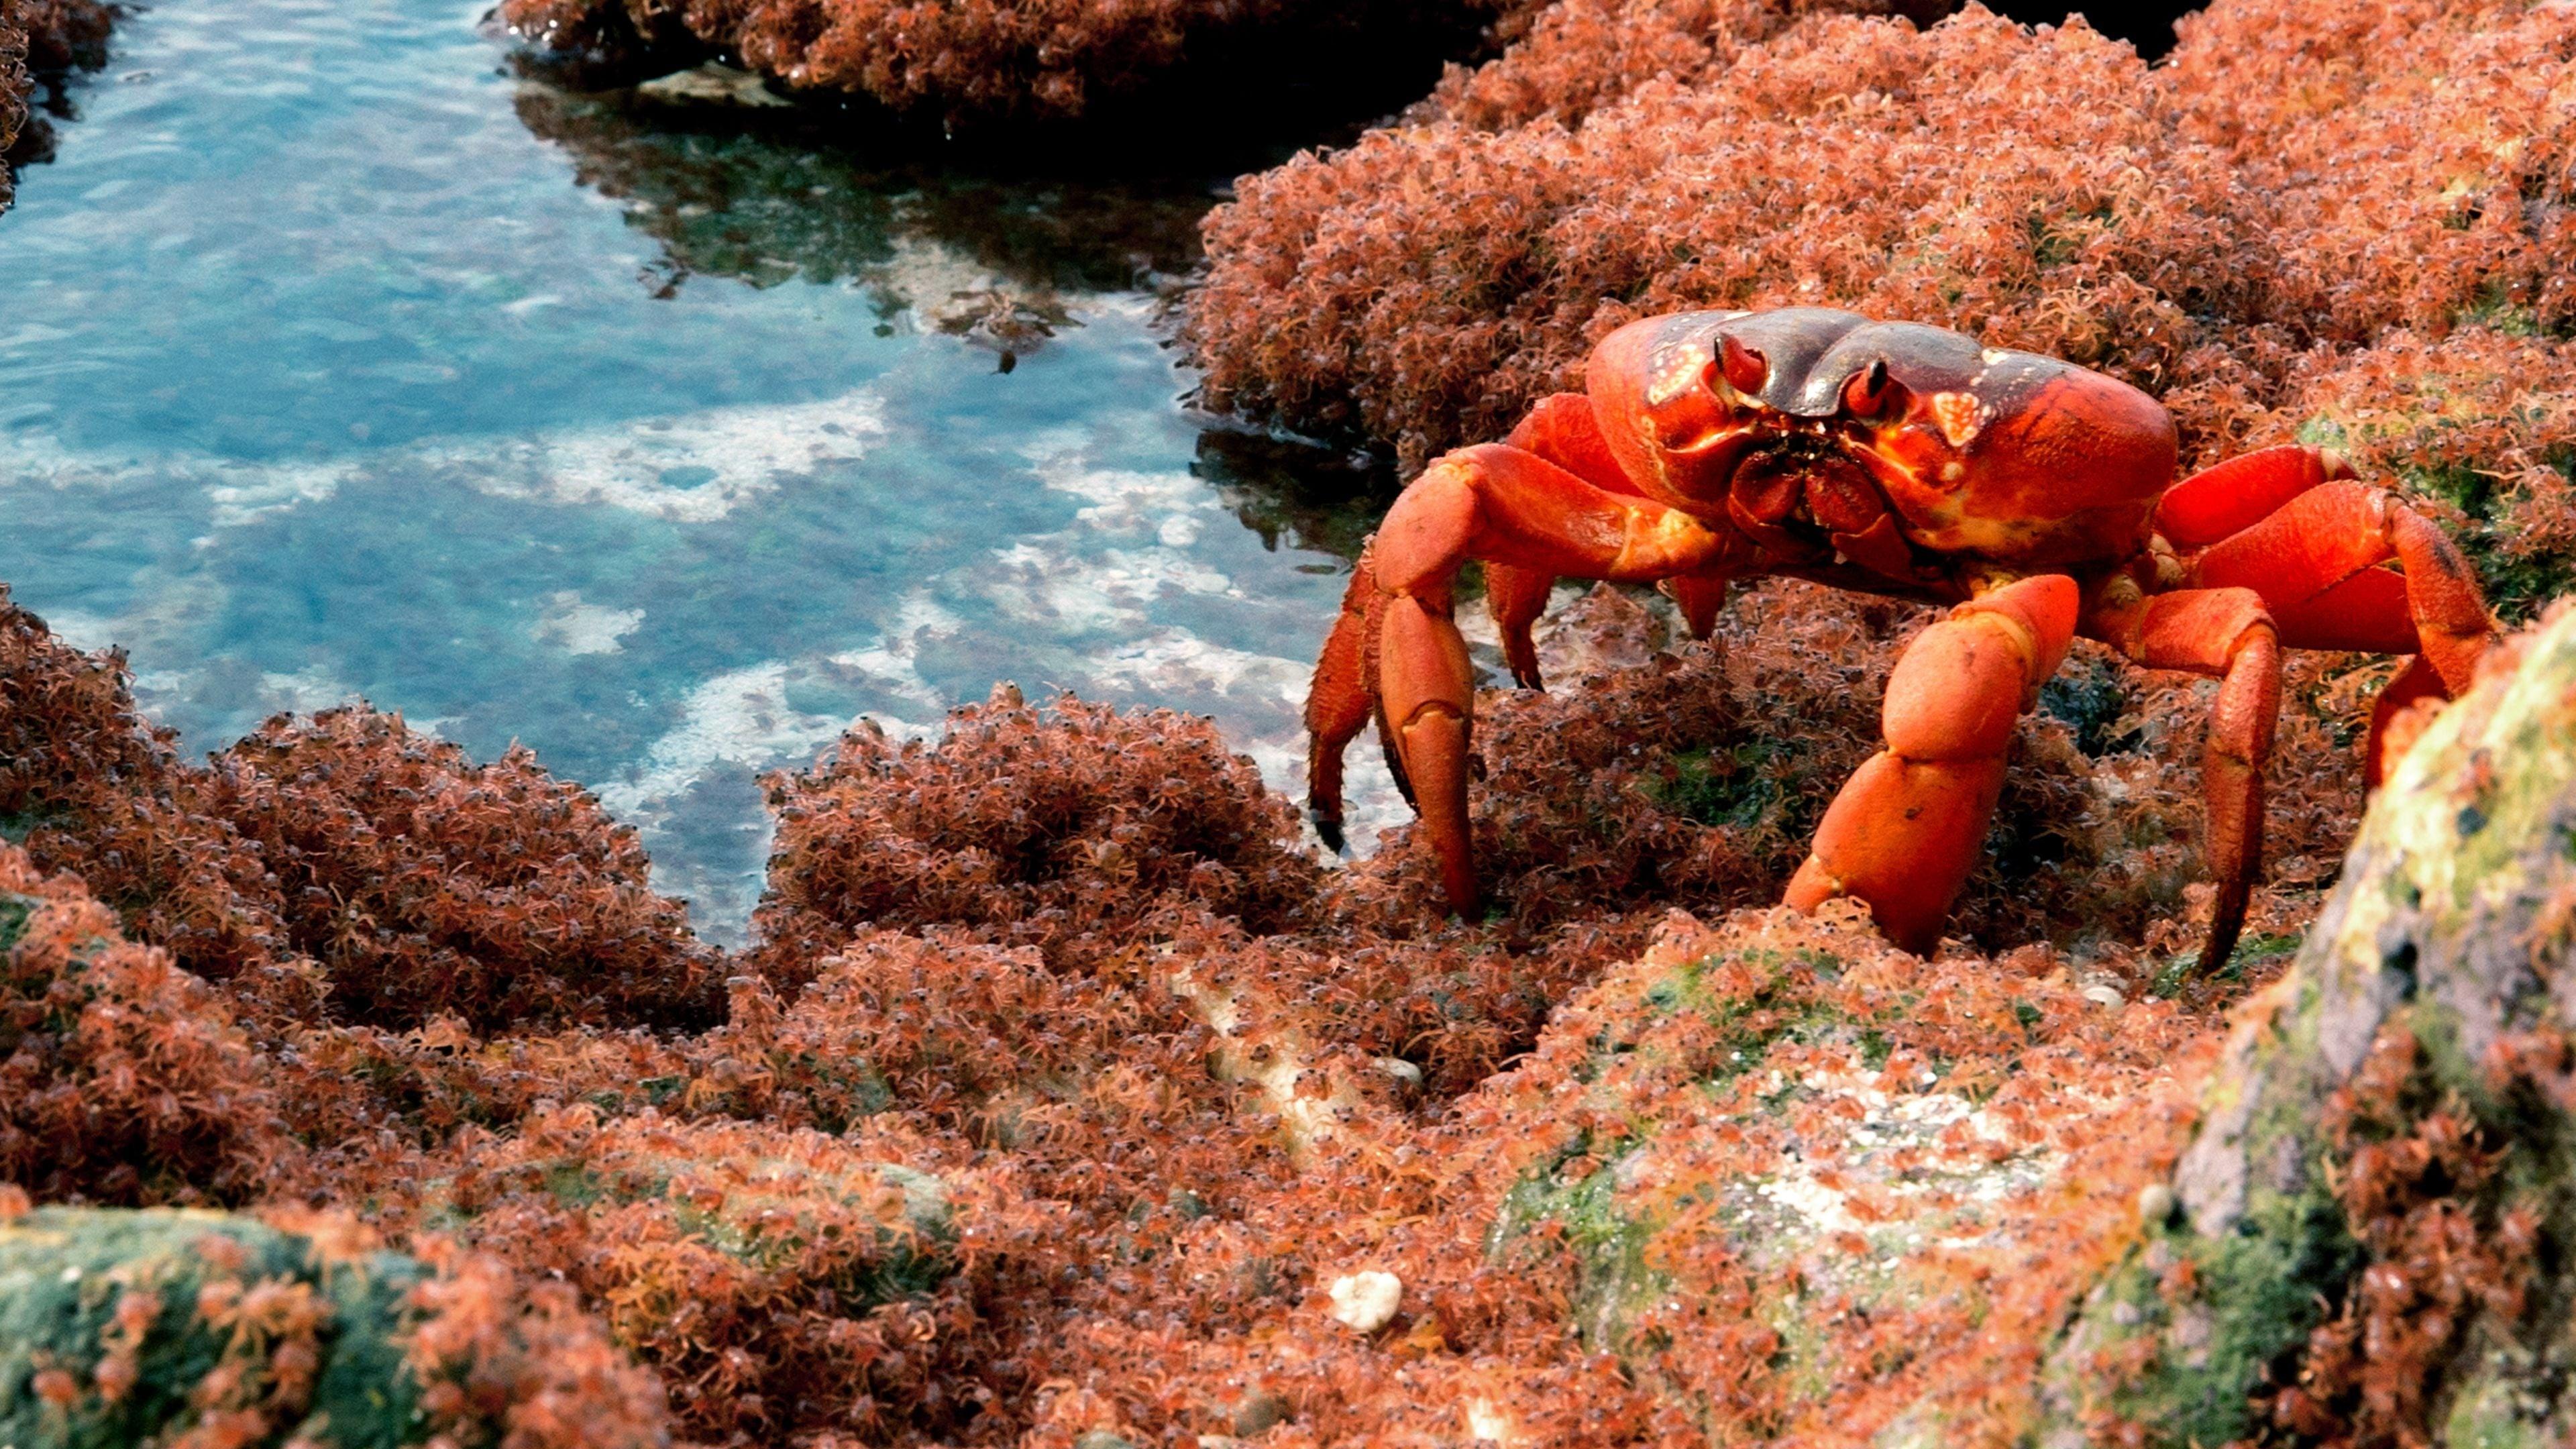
[1786,574,2079,954]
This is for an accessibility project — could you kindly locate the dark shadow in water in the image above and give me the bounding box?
[504,0,1501,162]
[1190,427,1397,567]
[513,75,1224,366]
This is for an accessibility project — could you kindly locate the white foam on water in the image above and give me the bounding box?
[405,388,890,522]
[3,385,892,531]
[824,592,961,712]
[596,659,861,822]
[531,589,645,655]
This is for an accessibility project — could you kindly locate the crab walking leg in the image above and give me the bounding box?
[1785,575,2079,955]
[2111,588,2282,974]
[2365,655,2449,789]
[1488,557,1732,690]
[2154,443,2349,549]
[1482,392,1698,690]
[2191,477,2497,690]
[1305,551,1391,850]
[1358,442,1734,914]
[2189,478,2498,784]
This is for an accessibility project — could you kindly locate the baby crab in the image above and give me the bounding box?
[1308,307,2497,969]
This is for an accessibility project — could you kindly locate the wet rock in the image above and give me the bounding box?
[633,61,788,109]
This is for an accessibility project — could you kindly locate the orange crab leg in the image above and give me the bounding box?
[2191,479,2497,690]
[1482,394,1735,689]
[2154,443,2349,549]
[1786,574,2078,955]
[1306,553,1390,850]
[1314,442,1735,909]
[2188,477,2498,784]
[2365,655,2449,789]
[2101,587,2281,973]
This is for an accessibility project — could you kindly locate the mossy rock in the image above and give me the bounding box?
[1484,934,2078,1421]
[2043,604,2576,1445]
[0,1208,427,1449]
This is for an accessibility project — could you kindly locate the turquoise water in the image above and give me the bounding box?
[0,0,1405,937]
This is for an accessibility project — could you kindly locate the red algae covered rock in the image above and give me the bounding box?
[384,1109,1018,1444]
[1189,0,2576,492]
[2043,602,2576,1446]
[0,596,718,1034]
[194,708,721,1034]
[1417,0,1956,131]
[749,687,1321,985]
[0,842,292,1207]
[1191,5,2271,469]
[500,0,1508,126]
[2165,0,2576,348]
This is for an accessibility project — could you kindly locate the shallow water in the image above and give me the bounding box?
[0,0,1409,938]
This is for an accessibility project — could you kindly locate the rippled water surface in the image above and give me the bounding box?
[0,0,1405,936]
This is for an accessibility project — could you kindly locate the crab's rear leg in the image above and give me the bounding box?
[2097,587,2282,975]
[1481,393,1730,689]
[1310,441,1732,912]
[2161,449,2499,782]
[1785,575,2079,955]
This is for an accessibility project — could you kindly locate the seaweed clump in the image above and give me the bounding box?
[1188,0,2576,542]
[500,0,1514,129]
[1191,2,2269,469]
[748,688,1322,984]
[0,590,720,1034]
[0,842,290,1207]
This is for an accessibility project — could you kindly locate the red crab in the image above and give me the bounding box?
[1307,307,2498,969]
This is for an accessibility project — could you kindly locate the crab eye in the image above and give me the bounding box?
[1719,336,1768,398]
[1841,358,1892,417]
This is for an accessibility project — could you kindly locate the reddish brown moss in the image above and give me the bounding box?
[502,0,1510,125]
[382,1110,1022,1444]
[0,598,718,1034]
[747,688,1322,986]
[0,842,294,1206]
[1417,0,1952,132]
[195,708,721,1034]
[1191,6,2275,470]
[1189,0,2576,488]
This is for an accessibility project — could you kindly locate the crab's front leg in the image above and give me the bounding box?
[1480,393,1731,689]
[1786,575,2080,955]
[1307,442,1734,912]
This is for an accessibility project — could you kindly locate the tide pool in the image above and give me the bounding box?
[0,0,1409,937]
